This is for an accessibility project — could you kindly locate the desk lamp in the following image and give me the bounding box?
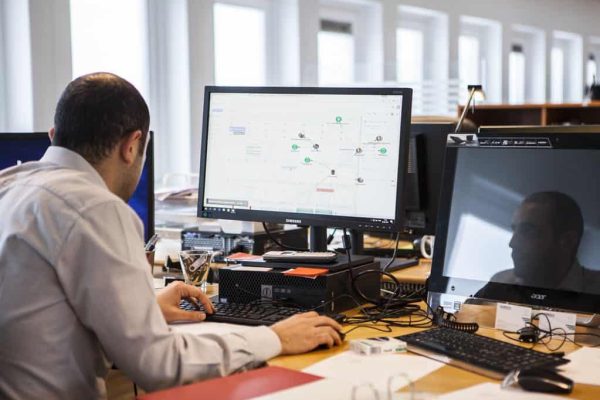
[455,84,485,132]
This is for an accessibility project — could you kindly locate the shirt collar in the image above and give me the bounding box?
[40,146,108,189]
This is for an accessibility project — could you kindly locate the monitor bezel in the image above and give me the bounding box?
[142,131,155,242]
[428,132,600,314]
[197,86,413,232]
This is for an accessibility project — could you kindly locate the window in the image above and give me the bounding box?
[213,3,266,86]
[459,16,501,103]
[458,35,480,87]
[551,47,564,103]
[587,54,597,87]
[70,0,149,98]
[509,44,526,103]
[396,28,423,83]
[511,25,546,103]
[318,19,354,85]
[552,32,583,103]
[396,6,449,115]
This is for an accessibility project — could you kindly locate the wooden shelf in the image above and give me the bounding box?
[458,102,600,127]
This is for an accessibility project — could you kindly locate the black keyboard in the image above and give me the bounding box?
[398,328,569,379]
[180,300,344,326]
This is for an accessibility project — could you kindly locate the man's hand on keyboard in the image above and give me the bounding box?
[270,311,343,354]
[157,281,215,323]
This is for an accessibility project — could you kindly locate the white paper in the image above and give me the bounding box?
[438,382,566,400]
[230,265,273,272]
[495,303,531,332]
[302,351,443,392]
[560,347,600,386]
[252,378,375,400]
[536,310,576,335]
[252,378,422,400]
[169,321,250,336]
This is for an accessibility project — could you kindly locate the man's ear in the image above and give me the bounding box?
[48,128,55,143]
[120,130,143,165]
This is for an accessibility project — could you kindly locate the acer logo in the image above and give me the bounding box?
[531,293,547,300]
[286,219,302,224]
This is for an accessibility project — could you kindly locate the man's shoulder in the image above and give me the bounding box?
[490,268,518,284]
[1,161,128,217]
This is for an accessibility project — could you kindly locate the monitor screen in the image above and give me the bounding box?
[197,86,412,233]
[428,133,600,315]
[0,132,155,242]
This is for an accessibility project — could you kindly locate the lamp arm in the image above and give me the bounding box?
[455,87,476,133]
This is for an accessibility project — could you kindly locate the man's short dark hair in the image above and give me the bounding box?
[52,72,150,164]
[524,191,584,242]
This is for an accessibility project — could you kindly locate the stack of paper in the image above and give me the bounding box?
[560,347,600,386]
[302,351,444,392]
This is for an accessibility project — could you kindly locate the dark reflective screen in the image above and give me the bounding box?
[442,148,600,296]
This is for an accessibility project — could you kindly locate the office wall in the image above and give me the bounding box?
[380,0,600,102]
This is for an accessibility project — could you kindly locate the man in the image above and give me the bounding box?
[0,73,342,399]
[490,191,599,293]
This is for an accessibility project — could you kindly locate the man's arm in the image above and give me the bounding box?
[53,201,341,392]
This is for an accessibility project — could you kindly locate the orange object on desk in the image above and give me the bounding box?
[283,267,329,278]
[137,366,321,400]
[225,252,263,261]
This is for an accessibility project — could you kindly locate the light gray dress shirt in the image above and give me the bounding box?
[0,146,281,400]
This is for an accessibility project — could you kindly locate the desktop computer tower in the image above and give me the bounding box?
[218,262,380,313]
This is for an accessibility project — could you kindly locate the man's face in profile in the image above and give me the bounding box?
[122,131,149,201]
[509,202,558,282]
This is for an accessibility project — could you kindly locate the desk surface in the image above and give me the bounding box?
[149,259,600,398]
[268,306,600,399]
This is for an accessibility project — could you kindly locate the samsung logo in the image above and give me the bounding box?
[286,219,302,224]
[531,293,547,300]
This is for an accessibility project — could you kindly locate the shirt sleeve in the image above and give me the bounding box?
[52,200,281,392]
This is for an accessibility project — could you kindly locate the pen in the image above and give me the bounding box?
[144,234,159,251]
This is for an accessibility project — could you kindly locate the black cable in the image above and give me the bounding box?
[342,228,352,266]
[262,222,309,252]
[326,229,337,245]
[502,312,600,352]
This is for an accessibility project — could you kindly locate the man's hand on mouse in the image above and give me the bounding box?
[270,311,343,354]
[156,281,215,323]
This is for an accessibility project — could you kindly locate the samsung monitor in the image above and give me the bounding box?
[428,132,600,318]
[197,86,412,251]
[0,132,155,242]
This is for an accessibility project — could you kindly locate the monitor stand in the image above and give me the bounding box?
[305,226,418,271]
[309,226,328,252]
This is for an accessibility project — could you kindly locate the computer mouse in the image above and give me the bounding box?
[516,369,573,394]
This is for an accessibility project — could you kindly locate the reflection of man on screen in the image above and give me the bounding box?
[490,191,599,292]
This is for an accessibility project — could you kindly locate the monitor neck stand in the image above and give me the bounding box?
[309,226,328,252]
